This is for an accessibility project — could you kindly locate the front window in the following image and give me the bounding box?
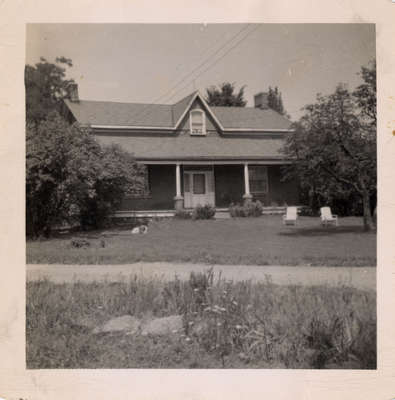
[190,109,206,135]
[249,166,268,194]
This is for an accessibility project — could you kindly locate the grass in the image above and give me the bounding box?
[26,271,376,369]
[26,216,376,266]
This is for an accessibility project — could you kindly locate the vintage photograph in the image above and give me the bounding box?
[25,23,376,369]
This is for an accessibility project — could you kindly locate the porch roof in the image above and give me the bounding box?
[94,133,290,162]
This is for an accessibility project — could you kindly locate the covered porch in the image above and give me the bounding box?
[116,159,299,217]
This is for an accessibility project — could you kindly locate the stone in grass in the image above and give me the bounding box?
[141,315,183,336]
[93,315,141,335]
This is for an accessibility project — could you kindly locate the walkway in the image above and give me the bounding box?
[26,263,376,291]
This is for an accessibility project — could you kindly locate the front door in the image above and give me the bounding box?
[184,170,215,208]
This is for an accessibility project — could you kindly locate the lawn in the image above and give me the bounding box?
[26,271,376,369]
[26,216,376,266]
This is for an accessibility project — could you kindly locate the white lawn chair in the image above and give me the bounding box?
[320,207,338,226]
[283,206,298,226]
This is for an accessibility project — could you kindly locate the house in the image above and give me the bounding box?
[63,84,299,217]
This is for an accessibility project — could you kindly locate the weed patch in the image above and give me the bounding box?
[27,271,376,369]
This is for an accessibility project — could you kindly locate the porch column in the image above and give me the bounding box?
[174,163,184,210]
[243,163,253,203]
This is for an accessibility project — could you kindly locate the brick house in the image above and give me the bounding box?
[63,85,299,216]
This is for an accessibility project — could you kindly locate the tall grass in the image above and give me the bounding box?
[26,271,376,369]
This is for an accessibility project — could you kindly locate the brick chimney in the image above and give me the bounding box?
[254,92,269,110]
[68,83,79,103]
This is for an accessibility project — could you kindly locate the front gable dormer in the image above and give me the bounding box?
[173,91,224,135]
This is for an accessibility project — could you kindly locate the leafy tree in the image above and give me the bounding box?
[267,86,285,115]
[283,61,376,231]
[205,82,246,107]
[25,57,146,236]
[26,112,145,237]
[25,57,74,124]
[354,60,376,126]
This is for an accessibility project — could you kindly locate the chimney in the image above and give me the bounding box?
[254,92,269,110]
[68,83,79,103]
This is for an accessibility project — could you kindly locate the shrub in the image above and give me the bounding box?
[26,112,145,237]
[192,204,216,220]
[298,206,317,217]
[174,209,192,219]
[229,200,263,217]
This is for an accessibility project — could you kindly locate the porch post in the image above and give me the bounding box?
[174,163,184,211]
[243,163,253,203]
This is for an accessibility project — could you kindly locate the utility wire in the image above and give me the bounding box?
[133,24,254,124]
[150,24,251,105]
[164,24,260,104]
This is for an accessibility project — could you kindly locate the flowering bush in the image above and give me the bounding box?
[192,204,216,220]
[229,200,263,217]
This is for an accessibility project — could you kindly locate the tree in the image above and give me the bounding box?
[25,57,146,236]
[267,86,286,115]
[282,61,376,231]
[25,57,74,124]
[26,112,145,236]
[354,60,376,127]
[205,82,246,107]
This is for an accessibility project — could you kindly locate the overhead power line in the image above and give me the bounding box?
[150,24,252,105]
[164,24,260,104]
[133,24,255,124]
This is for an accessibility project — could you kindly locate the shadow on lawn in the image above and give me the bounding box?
[279,225,375,237]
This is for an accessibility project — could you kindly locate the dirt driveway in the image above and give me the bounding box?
[26,262,376,291]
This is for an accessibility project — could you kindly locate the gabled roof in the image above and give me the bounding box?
[65,91,292,132]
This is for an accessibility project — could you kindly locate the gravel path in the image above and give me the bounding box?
[26,263,376,291]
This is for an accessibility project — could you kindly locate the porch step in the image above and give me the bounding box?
[114,210,176,218]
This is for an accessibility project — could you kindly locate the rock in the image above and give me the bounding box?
[93,315,141,334]
[141,315,183,336]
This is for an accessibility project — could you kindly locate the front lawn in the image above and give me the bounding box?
[26,216,376,266]
[26,272,376,369]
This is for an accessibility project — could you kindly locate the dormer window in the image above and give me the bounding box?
[190,109,206,135]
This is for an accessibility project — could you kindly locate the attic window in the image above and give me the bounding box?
[190,109,206,135]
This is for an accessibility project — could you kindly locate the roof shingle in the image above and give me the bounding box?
[65,91,292,131]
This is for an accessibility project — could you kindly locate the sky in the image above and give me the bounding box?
[26,23,375,120]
